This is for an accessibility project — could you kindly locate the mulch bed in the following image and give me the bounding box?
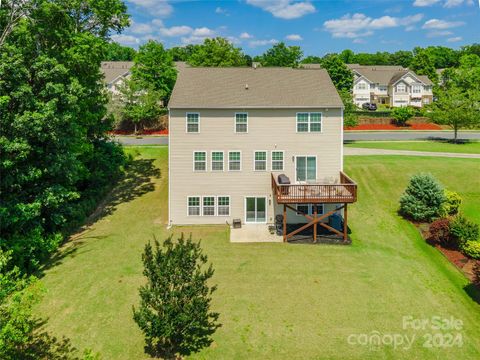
[416,222,480,284]
[345,123,442,131]
[108,129,169,136]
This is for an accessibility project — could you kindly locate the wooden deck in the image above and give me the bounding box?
[271,172,357,204]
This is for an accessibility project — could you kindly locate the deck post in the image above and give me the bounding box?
[313,206,317,243]
[343,203,348,242]
[283,204,287,243]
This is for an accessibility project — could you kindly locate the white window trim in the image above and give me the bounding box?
[187,196,201,216]
[234,112,248,134]
[217,195,230,217]
[210,150,224,172]
[253,150,268,172]
[186,112,200,133]
[296,112,323,133]
[396,84,406,93]
[193,151,207,172]
[294,155,317,183]
[271,150,285,171]
[202,195,216,216]
[228,150,242,171]
[296,204,324,216]
[244,196,268,224]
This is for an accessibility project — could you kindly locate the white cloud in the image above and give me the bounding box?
[152,19,164,27]
[422,19,465,29]
[129,21,154,34]
[240,32,253,39]
[249,39,279,47]
[128,0,173,17]
[111,34,141,46]
[447,36,463,42]
[215,7,229,15]
[246,0,315,19]
[180,27,217,44]
[159,25,192,37]
[427,30,453,37]
[192,27,216,37]
[285,34,303,41]
[413,0,440,6]
[353,38,366,44]
[444,0,474,7]
[323,13,423,39]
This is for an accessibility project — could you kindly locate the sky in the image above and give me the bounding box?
[114,0,480,56]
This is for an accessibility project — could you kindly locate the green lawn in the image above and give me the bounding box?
[345,140,480,154]
[35,146,480,359]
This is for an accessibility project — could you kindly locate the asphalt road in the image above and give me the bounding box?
[114,131,480,146]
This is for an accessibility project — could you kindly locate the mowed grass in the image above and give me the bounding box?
[35,146,480,359]
[345,140,480,154]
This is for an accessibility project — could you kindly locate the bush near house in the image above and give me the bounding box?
[450,214,480,248]
[462,241,480,260]
[399,173,446,221]
[392,106,415,126]
[429,218,451,246]
[440,189,462,217]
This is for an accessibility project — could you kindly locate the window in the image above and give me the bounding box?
[357,82,367,90]
[254,151,267,171]
[235,113,248,133]
[186,113,200,133]
[412,85,421,94]
[188,197,200,216]
[296,156,316,182]
[211,151,224,171]
[217,196,230,216]
[271,151,284,171]
[396,84,406,93]
[296,204,324,215]
[379,85,387,92]
[193,151,206,171]
[202,196,215,216]
[228,151,241,171]
[296,113,322,133]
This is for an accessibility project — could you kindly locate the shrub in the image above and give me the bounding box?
[440,189,462,216]
[429,218,451,245]
[392,106,415,126]
[399,173,446,221]
[462,241,480,260]
[133,234,220,359]
[450,214,480,249]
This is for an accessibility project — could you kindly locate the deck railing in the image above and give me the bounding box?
[272,172,357,204]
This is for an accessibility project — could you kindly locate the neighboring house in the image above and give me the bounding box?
[168,66,357,242]
[100,61,133,94]
[347,64,433,108]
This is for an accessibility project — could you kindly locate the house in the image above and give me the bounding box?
[347,64,433,108]
[100,61,133,94]
[168,66,357,242]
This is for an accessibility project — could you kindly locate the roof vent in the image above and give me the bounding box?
[245,84,249,90]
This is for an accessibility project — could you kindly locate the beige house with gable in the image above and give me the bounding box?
[168,66,357,242]
[348,64,433,108]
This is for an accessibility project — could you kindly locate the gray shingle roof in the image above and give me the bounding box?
[100,61,134,83]
[168,67,343,109]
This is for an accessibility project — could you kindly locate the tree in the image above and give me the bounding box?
[320,54,353,91]
[410,50,438,83]
[0,0,128,271]
[168,44,199,62]
[104,41,136,61]
[133,234,220,359]
[392,106,415,126]
[187,37,248,67]
[339,49,355,64]
[117,79,163,133]
[301,55,322,64]
[132,40,177,103]
[258,42,302,67]
[338,89,358,128]
[427,54,480,141]
[390,50,413,68]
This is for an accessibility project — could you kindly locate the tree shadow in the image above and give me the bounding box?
[38,158,160,276]
[464,262,480,305]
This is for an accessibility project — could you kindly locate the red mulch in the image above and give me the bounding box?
[108,129,168,136]
[345,123,442,131]
[417,223,479,284]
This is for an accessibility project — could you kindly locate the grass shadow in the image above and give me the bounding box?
[38,158,160,276]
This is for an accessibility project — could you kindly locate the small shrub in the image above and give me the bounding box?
[440,189,462,216]
[450,214,480,249]
[429,218,451,245]
[462,241,480,260]
[392,106,415,126]
[399,173,446,221]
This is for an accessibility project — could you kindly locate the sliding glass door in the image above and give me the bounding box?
[295,156,316,182]
[245,197,267,223]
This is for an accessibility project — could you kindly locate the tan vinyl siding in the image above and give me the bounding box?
[169,108,343,225]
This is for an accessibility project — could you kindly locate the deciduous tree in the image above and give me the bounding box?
[187,37,248,67]
[258,42,302,67]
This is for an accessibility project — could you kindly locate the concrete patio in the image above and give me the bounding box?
[230,224,282,243]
